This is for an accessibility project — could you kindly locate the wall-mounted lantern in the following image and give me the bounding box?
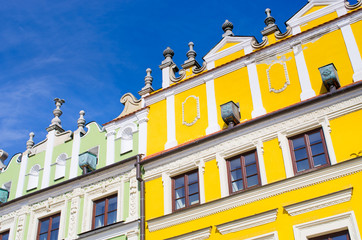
[0,188,9,204]
[318,63,340,92]
[79,152,97,174]
[220,101,241,128]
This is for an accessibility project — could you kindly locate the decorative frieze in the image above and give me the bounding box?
[182,95,200,126]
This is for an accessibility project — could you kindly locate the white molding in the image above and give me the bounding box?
[293,43,316,101]
[106,130,116,165]
[16,153,28,197]
[162,172,172,215]
[320,117,337,165]
[54,153,67,180]
[165,227,211,240]
[70,129,82,179]
[256,140,268,185]
[206,61,215,70]
[78,221,139,240]
[287,0,345,29]
[216,153,229,198]
[278,132,295,178]
[205,76,221,134]
[41,130,56,189]
[216,209,278,235]
[162,66,171,88]
[266,61,290,93]
[0,212,16,240]
[165,93,178,149]
[182,95,200,126]
[244,231,279,240]
[293,211,361,240]
[338,21,362,82]
[148,157,362,231]
[247,61,267,118]
[284,188,352,216]
[136,108,149,155]
[126,171,139,222]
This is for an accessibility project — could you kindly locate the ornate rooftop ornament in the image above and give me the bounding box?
[47,98,65,132]
[77,110,86,132]
[261,8,280,36]
[118,93,142,118]
[160,47,175,70]
[138,68,154,96]
[181,42,201,69]
[275,25,292,40]
[222,20,234,38]
[0,150,8,162]
[26,132,35,150]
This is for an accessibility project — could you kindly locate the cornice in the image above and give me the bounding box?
[165,227,211,240]
[147,157,362,232]
[145,9,362,106]
[284,188,352,216]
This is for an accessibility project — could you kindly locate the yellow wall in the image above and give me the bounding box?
[204,159,221,202]
[214,67,253,129]
[257,51,302,113]
[263,139,286,183]
[303,30,354,95]
[351,21,362,59]
[217,43,239,53]
[300,11,338,32]
[147,100,167,155]
[145,177,164,220]
[330,109,362,162]
[301,6,327,17]
[215,49,245,67]
[175,84,208,144]
[146,171,362,239]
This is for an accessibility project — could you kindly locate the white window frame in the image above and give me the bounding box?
[293,211,361,240]
[0,213,15,240]
[54,153,67,180]
[216,140,268,198]
[81,177,124,233]
[162,159,205,215]
[278,117,337,178]
[116,122,138,155]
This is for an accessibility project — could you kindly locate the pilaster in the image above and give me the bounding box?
[165,91,178,149]
[204,75,221,135]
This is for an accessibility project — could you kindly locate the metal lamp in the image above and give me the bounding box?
[79,152,97,174]
[220,101,241,128]
[318,63,340,92]
[0,188,9,204]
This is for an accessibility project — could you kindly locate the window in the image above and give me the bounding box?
[226,150,261,193]
[37,214,60,240]
[309,230,350,240]
[0,231,9,240]
[172,171,200,211]
[92,195,117,229]
[289,128,330,174]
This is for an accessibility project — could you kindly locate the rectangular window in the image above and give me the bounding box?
[309,230,350,240]
[37,214,60,240]
[226,150,261,193]
[92,195,117,229]
[0,231,9,240]
[289,128,330,174]
[172,171,200,211]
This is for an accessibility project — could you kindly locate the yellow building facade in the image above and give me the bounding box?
[138,0,362,239]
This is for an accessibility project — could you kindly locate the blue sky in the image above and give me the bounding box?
[0,0,310,164]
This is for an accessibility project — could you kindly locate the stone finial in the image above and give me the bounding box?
[47,98,65,132]
[222,20,234,37]
[181,42,201,69]
[138,68,154,96]
[0,149,9,162]
[77,110,86,129]
[163,47,174,61]
[186,42,196,60]
[26,132,35,150]
[261,8,279,36]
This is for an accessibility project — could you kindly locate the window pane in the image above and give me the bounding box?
[95,201,105,216]
[51,216,60,230]
[309,131,322,144]
[94,215,104,228]
[188,183,199,195]
[292,137,305,149]
[40,219,50,233]
[108,196,117,212]
[175,198,185,209]
[232,179,243,192]
[50,230,59,240]
[333,235,348,240]
[231,169,242,181]
[107,211,117,225]
[244,153,256,165]
[229,158,241,170]
[39,233,48,240]
[247,175,259,187]
[245,164,257,176]
[189,194,199,205]
[313,154,327,167]
[294,148,308,161]
[311,142,324,156]
[174,177,184,188]
[1,233,9,240]
[188,172,198,184]
[175,187,185,198]
[296,159,310,172]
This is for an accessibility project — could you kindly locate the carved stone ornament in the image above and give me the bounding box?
[266,61,290,93]
[182,95,200,126]
[118,93,142,118]
[170,64,186,82]
[251,36,268,49]
[275,25,292,40]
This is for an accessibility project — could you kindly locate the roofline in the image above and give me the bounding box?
[103,106,149,126]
